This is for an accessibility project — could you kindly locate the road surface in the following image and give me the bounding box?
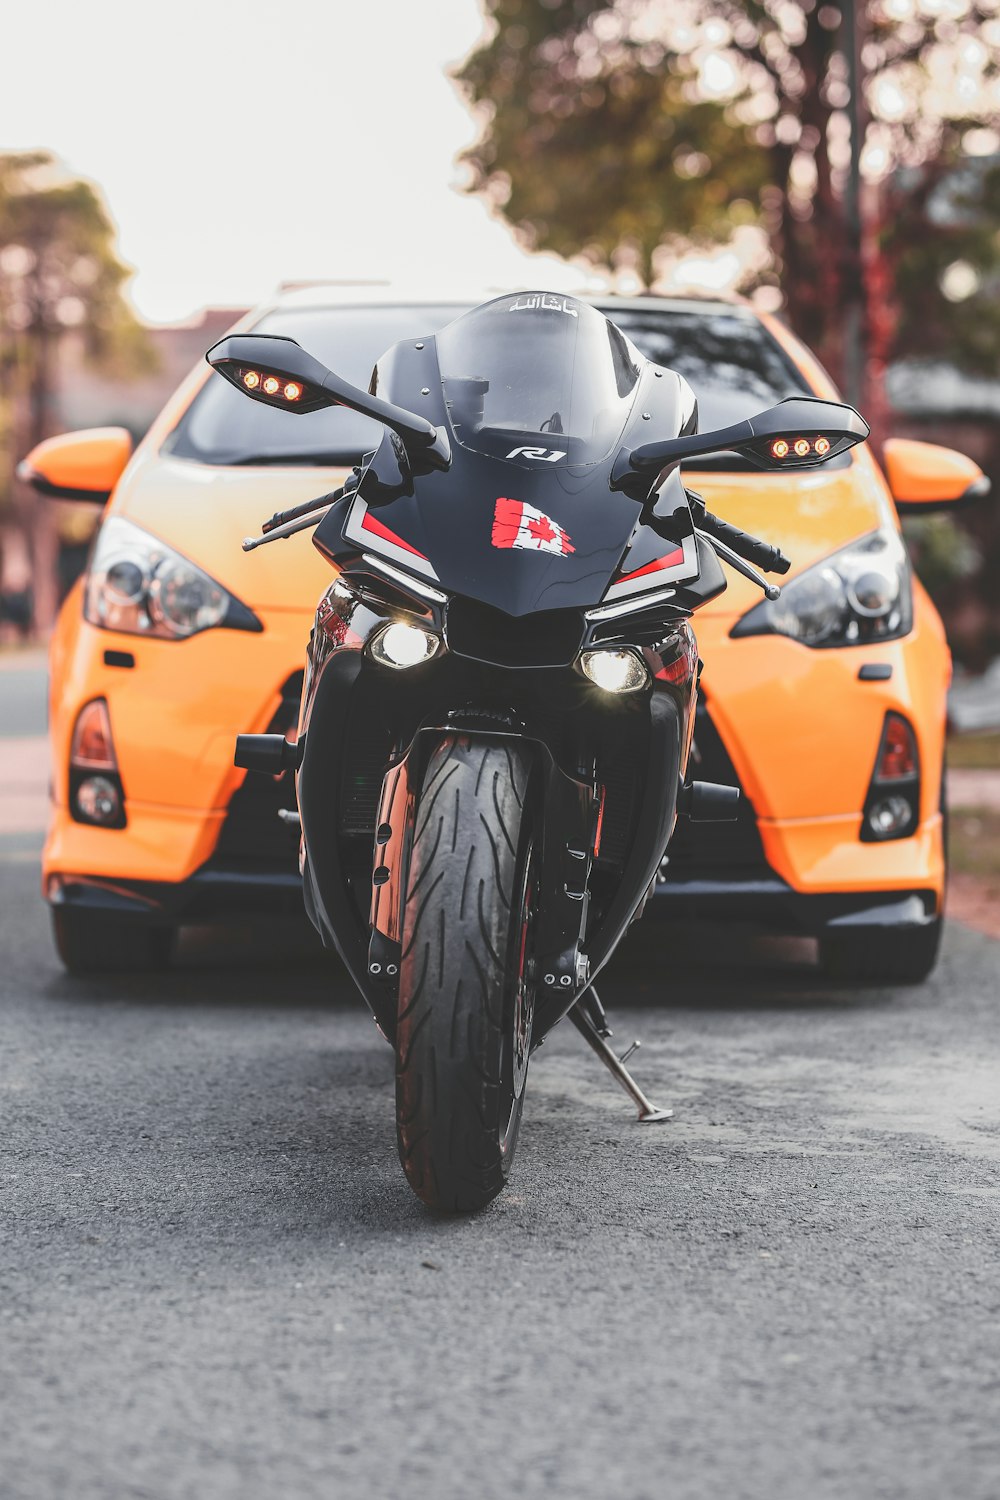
[2,655,999,1500]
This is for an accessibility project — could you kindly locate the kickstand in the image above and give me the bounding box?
[569,989,673,1124]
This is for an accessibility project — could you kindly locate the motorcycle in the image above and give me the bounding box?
[206,293,868,1212]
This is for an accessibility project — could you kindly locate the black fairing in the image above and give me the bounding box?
[313,310,698,617]
[257,296,754,1047]
[296,579,692,1042]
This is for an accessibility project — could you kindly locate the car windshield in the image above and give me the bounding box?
[435,293,640,466]
[164,300,814,470]
[164,304,467,467]
[610,305,815,466]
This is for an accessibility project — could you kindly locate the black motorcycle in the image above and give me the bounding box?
[206,292,867,1212]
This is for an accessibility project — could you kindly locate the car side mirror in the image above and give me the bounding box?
[882,438,990,512]
[17,427,133,504]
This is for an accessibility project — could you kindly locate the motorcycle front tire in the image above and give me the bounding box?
[395,735,536,1213]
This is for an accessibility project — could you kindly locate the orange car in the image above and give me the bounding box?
[22,287,985,980]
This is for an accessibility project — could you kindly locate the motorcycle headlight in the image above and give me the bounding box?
[580,647,649,693]
[731,529,912,648]
[370,620,440,669]
[84,518,261,640]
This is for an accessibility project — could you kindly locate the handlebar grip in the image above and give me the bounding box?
[701,512,791,575]
[262,483,347,535]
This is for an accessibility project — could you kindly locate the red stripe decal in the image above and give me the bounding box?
[491,496,523,549]
[616,545,685,583]
[361,511,428,559]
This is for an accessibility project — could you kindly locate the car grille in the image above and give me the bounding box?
[213,673,302,869]
[213,682,765,881]
[662,700,768,878]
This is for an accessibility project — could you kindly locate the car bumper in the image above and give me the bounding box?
[46,858,305,925]
[45,606,312,891]
[650,869,938,933]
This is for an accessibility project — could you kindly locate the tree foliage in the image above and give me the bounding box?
[0,152,152,453]
[0,152,153,630]
[456,0,1000,383]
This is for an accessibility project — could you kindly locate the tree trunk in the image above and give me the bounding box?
[26,311,59,637]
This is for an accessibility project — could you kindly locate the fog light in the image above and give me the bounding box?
[371,621,440,670]
[75,775,123,826]
[867,794,914,840]
[580,648,648,694]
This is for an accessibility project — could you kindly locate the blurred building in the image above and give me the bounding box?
[56,306,247,438]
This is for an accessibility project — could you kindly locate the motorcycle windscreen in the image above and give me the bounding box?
[435,294,641,466]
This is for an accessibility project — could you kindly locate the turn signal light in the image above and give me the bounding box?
[70,698,118,771]
[70,699,127,828]
[875,713,917,782]
[860,712,919,843]
[237,367,313,405]
[769,435,836,462]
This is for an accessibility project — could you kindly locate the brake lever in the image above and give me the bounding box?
[697,529,781,601]
[242,505,335,552]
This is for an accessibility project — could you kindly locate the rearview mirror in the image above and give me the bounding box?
[206,334,451,467]
[882,438,989,511]
[627,396,869,477]
[17,427,133,503]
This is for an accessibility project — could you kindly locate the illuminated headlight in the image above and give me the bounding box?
[731,529,912,648]
[370,620,440,670]
[580,648,648,694]
[84,518,260,640]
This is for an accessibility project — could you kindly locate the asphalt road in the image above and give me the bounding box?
[2,852,1000,1500]
[2,657,1000,1499]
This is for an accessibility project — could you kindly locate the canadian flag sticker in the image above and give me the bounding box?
[491,497,575,556]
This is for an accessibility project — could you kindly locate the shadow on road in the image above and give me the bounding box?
[36,911,887,1017]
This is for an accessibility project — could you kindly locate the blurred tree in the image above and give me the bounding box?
[456,0,1000,387]
[885,153,1000,376]
[0,151,153,632]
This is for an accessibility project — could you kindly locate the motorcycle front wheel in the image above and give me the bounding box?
[395,735,536,1213]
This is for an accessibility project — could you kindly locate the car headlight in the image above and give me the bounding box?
[731,528,912,648]
[84,518,261,640]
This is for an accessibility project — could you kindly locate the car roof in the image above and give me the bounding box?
[256,279,756,324]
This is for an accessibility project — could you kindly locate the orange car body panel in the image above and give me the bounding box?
[23,427,133,498]
[43,297,960,917]
[882,437,984,505]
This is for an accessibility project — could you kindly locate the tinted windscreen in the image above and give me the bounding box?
[165,305,466,466]
[436,293,640,465]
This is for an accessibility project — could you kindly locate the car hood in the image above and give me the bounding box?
[110,450,350,612]
[110,447,895,622]
[691,453,896,619]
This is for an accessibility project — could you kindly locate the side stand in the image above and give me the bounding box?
[569,989,673,1124]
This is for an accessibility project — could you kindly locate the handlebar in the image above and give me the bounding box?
[696,508,791,576]
[261,484,347,535]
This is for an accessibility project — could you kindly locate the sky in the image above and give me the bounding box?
[2,0,586,323]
